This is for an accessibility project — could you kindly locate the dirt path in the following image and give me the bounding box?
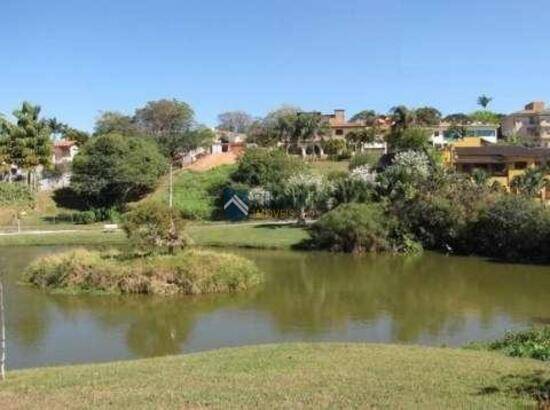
[186,152,238,172]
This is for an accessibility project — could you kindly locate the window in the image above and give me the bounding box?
[514,162,527,170]
[335,129,344,136]
[529,116,536,125]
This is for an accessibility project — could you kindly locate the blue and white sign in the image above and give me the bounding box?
[223,188,249,220]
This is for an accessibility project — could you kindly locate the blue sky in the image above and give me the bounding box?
[1,0,549,131]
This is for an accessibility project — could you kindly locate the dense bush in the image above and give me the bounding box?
[470,195,550,261]
[322,139,346,156]
[0,182,34,207]
[123,202,189,254]
[25,248,264,296]
[231,148,307,187]
[487,327,550,361]
[308,203,397,253]
[330,173,374,206]
[51,208,121,224]
[71,133,167,208]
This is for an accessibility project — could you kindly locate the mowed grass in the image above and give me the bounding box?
[188,222,309,249]
[0,222,310,249]
[1,343,548,409]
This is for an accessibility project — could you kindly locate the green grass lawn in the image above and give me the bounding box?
[310,160,350,176]
[0,343,547,409]
[149,165,235,220]
[0,222,310,249]
[188,222,309,249]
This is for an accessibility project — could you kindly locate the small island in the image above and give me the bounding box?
[24,202,264,296]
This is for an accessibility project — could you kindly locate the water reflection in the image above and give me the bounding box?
[1,246,549,369]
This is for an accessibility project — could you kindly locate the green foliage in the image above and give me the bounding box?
[309,203,397,253]
[414,106,442,126]
[511,167,548,197]
[350,109,378,124]
[123,202,188,254]
[488,327,550,361]
[345,128,377,152]
[469,110,503,125]
[443,113,471,124]
[71,133,167,208]
[477,94,493,109]
[25,248,263,296]
[349,152,381,170]
[167,165,235,220]
[322,139,346,156]
[282,173,329,222]
[231,148,307,187]
[376,150,431,199]
[0,102,53,187]
[94,111,137,136]
[330,173,374,205]
[387,127,431,152]
[471,195,550,261]
[0,182,34,207]
[247,106,328,148]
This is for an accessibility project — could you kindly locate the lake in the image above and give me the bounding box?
[1,246,549,369]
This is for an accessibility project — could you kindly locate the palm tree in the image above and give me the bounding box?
[511,167,548,198]
[477,95,493,110]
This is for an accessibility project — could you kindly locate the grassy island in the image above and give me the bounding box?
[25,248,263,296]
[1,343,548,408]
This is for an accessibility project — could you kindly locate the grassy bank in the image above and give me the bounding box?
[0,222,309,249]
[25,248,263,295]
[148,165,235,219]
[0,343,548,408]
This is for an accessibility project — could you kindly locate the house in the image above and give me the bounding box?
[430,124,499,147]
[314,109,389,156]
[52,140,79,164]
[502,101,550,147]
[450,145,550,197]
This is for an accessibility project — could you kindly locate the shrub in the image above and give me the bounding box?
[322,139,346,156]
[376,150,431,200]
[281,173,329,223]
[349,152,381,170]
[71,133,167,208]
[25,248,264,296]
[309,203,396,253]
[0,182,34,207]
[123,202,189,254]
[487,327,550,361]
[471,195,550,261]
[330,173,374,206]
[231,148,307,187]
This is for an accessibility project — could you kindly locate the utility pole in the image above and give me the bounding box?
[0,276,6,381]
[169,162,173,209]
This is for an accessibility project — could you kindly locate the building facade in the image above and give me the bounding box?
[502,101,550,147]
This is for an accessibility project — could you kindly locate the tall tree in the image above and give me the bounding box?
[443,113,471,124]
[70,133,167,207]
[134,99,196,159]
[217,111,253,133]
[477,95,493,110]
[94,111,136,136]
[3,102,52,188]
[350,109,378,125]
[414,107,442,126]
[390,105,416,131]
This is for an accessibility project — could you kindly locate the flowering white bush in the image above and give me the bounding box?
[350,165,377,184]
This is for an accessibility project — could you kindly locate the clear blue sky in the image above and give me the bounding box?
[1,0,549,131]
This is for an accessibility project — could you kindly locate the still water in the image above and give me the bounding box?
[1,246,549,369]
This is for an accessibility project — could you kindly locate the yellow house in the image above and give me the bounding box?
[449,145,550,199]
